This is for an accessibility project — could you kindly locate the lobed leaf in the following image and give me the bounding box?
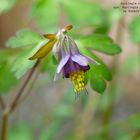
[90,75,106,94]
[80,48,112,80]
[0,62,18,95]
[93,65,112,81]
[5,29,47,78]
[79,48,112,93]
[0,49,19,94]
[77,34,122,55]
[10,43,46,79]
[6,28,43,48]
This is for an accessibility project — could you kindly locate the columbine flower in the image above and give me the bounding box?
[54,36,97,95]
[29,25,98,96]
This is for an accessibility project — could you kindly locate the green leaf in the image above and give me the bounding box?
[0,0,16,14]
[61,0,105,26]
[80,48,112,80]
[5,29,46,78]
[80,48,111,93]
[11,47,36,79]
[0,62,18,95]
[10,40,49,79]
[0,49,19,94]
[84,71,89,85]
[129,16,140,44]
[94,65,112,81]
[31,0,60,31]
[90,74,106,93]
[94,25,110,34]
[76,34,122,55]
[9,124,33,140]
[90,63,108,94]
[0,48,18,65]
[6,28,43,48]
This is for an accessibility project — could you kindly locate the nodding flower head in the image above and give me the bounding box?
[29,25,98,96]
[54,36,98,95]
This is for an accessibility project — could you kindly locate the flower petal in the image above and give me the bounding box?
[54,55,70,81]
[66,37,72,55]
[82,54,99,65]
[54,72,61,81]
[71,54,88,66]
[65,25,73,31]
[60,37,67,58]
[52,42,61,60]
[56,55,70,74]
[43,34,56,39]
[73,41,80,54]
[29,39,57,60]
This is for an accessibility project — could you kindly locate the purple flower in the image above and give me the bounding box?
[54,36,97,94]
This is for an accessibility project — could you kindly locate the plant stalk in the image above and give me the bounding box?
[1,109,9,140]
[9,60,40,113]
[1,60,40,140]
[19,67,40,104]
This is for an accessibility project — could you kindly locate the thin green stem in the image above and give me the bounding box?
[18,67,40,105]
[9,60,40,113]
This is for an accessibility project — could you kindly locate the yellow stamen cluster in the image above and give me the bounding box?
[70,71,85,93]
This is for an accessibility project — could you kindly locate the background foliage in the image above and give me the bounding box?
[0,0,140,140]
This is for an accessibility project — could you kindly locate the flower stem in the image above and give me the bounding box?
[9,60,40,113]
[1,109,9,140]
[1,60,40,140]
[18,66,40,105]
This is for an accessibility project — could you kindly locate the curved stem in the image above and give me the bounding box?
[1,60,40,140]
[9,60,40,113]
[18,67,40,105]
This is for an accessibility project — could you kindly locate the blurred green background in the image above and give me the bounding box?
[0,0,140,140]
